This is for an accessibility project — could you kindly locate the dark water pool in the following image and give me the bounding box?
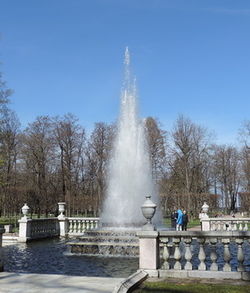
[2,239,138,278]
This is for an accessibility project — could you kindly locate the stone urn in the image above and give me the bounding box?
[58,202,66,219]
[202,202,209,213]
[141,195,157,230]
[21,203,30,219]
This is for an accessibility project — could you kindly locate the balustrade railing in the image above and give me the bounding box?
[206,218,250,231]
[0,227,5,271]
[67,217,99,235]
[138,230,250,280]
[18,217,60,242]
[29,218,59,238]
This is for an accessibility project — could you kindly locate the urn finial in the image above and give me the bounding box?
[141,195,157,230]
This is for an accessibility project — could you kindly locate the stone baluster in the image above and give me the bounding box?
[86,220,90,230]
[76,220,80,233]
[236,238,244,272]
[239,222,243,231]
[82,220,86,231]
[173,237,182,270]
[228,221,232,231]
[243,221,248,231]
[75,220,78,233]
[73,220,77,233]
[198,238,206,270]
[209,238,218,271]
[69,220,73,233]
[161,238,170,270]
[78,220,82,233]
[184,238,192,270]
[233,222,237,231]
[222,238,231,272]
[90,220,94,230]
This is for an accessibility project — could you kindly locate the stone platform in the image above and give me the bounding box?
[0,272,124,293]
[68,229,139,256]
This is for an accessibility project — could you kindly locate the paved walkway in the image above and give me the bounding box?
[0,272,124,293]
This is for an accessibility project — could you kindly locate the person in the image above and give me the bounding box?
[198,209,204,229]
[176,208,183,231]
[171,208,178,229]
[182,210,189,231]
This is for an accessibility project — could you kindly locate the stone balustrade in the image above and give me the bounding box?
[137,230,250,280]
[18,217,60,242]
[0,227,5,271]
[18,216,100,241]
[67,217,100,235]
[202,218,250,231]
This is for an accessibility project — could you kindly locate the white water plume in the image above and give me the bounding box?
[101,48,157,227]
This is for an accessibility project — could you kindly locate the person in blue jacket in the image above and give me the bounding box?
[176,208,183,231]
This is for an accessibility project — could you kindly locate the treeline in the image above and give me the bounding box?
[0,73,250,218]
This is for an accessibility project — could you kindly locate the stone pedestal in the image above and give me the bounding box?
[18,218,31,243]
[137,231,159,274]
[201,218,210,231]
[58,216,68,237]
[0,227,5,271]
[4,224,13,233]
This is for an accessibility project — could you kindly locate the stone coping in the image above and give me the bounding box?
[159,230,250,237]
[158,269,250,281]
[113,270,148,293]
[68,241,139,246]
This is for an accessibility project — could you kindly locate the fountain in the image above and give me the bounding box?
[68,48,159,256]
[101,47,155,227]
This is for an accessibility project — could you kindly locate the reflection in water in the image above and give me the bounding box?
[3,239,138,277]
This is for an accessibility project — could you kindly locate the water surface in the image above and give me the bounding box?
[3,238,138,277]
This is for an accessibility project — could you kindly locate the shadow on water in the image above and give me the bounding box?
[2,238,138,278]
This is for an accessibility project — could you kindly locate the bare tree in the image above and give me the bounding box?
[0,109,20,216]
[53,114,85,216]
[145,117,167,180]
[21,116,55,217]
[0,72,12,109]
[84,122,114,215]
[213,145,241,212]
[167,115,213,213]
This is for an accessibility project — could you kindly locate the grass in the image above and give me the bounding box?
[0,216,19,233]
[0,216,19,226]
[134,281,250,293]
[164,218,200,229]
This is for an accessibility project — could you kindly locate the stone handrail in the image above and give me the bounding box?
[137,230,250,280]
[202,217,250,231]
[67,217,100,235]
[18,217,59,242]
[0,227,5,271]
[17,216,100,241]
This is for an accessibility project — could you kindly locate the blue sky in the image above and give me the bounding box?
[0,0,250,144]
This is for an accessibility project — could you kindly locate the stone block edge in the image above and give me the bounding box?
[112,269,148,293]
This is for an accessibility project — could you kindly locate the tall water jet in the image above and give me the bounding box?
[101,48,156,227]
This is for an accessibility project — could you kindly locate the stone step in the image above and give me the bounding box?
[83,230,138,237]
[67,228,140,256]
[76,235,139,244]
[68,242,139,256]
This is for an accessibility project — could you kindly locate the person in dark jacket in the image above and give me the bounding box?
[171,208,178,229]
[182,210,189,231]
